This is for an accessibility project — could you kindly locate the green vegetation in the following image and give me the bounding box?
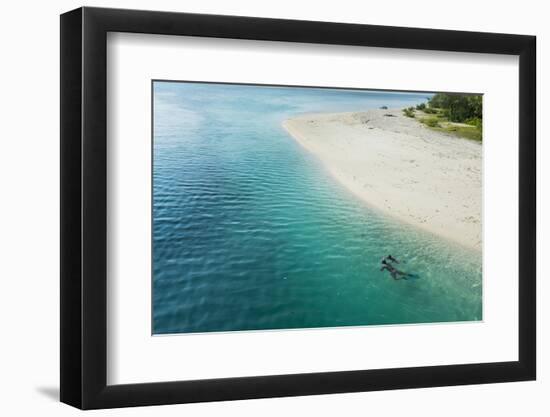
[420,117,440,128]
[465,117,482,129]
[429,93,482,123]
[412,93,482,141]
[402,107,415,118]
[445,124,482,141]
[420,120,482,141]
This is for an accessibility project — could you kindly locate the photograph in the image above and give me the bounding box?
[0,0,542,413]
[152,81,483,335]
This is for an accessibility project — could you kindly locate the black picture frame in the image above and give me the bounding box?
[60,6,536,410]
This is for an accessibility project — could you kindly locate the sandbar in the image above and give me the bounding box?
[282,108,482,251]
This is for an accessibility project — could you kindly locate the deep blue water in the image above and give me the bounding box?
[152,82,482,334]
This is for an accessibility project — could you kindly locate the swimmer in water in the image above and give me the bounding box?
[380,259,409,280]
[381,254,400,264]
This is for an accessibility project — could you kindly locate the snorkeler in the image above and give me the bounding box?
[380,259,409,280]
[381,254,400,264]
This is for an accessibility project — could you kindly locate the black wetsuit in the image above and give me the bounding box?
[380,259,407,280]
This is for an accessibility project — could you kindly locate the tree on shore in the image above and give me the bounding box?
[428,93,482,126]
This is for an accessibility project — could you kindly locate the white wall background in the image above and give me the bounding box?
[0,0,545,415]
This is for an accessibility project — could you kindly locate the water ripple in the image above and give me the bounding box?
[152,82,482,334]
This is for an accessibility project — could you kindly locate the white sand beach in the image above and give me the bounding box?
[282,109,482,251]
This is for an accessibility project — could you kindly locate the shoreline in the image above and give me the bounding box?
[282,108,482,251]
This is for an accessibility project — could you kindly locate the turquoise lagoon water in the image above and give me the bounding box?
[152,82,482,335]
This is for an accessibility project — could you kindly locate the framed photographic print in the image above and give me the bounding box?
[60,7,536,409]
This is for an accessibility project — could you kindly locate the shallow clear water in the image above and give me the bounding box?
[152,82,482,335]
